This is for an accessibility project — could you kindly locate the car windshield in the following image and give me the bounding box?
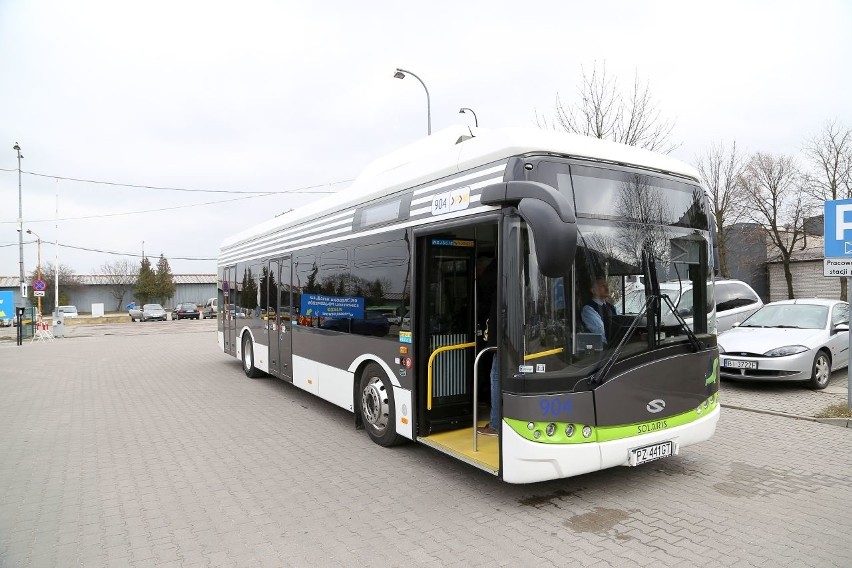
[59,306,76,312]
[740,304,828,329]
[144,304,163,310]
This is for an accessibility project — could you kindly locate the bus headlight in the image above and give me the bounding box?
[545,423,556,437]
[527,422,535,431]
[582,425,592,438]
[533,430,541,439]
[565,424,575,437]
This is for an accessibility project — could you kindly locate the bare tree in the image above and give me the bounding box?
[98,259,139,311]
[802,120,852,299]
[803,120,852,201]
[538,61,678,154]
[695,141,747,278]
[739,153,805,299]
[28,262,82,312]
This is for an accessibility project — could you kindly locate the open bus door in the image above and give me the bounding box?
[416,227,500,475]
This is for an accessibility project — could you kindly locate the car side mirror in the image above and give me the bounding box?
[731,322,740,328]
[833,323,849,334]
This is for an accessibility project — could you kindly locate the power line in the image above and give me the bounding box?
[11,192,277,223]
[0,167,353,195]
[57,242,215,261]
[0,238,214,261]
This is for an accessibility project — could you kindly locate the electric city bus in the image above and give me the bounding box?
[216,126,719,484]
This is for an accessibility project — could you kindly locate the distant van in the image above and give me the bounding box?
[202,298,218,319]
[58,305,79,318]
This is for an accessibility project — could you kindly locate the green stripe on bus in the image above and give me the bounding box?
[504,394,718,444]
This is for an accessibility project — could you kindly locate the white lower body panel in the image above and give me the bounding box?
[501,405,720,484]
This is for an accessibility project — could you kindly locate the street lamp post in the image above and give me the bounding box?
[26,229,42,316]
[393,68,431,135]
[459,107,478,127]
[13,143,25,308]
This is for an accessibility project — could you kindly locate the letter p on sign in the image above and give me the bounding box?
[824,199,852,258]
[837,204,852,240]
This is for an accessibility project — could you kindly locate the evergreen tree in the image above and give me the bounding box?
[155,254,176,305]
[241,267,258,310]
[135,257,157,304]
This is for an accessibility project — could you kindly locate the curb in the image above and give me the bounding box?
[722,404,852,428]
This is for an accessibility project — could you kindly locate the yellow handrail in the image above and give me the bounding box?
[523,347,564,361]
[427,342,476,410]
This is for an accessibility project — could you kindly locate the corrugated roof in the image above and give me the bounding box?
[0,274,215,287]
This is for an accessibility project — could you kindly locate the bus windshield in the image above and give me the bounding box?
[506,165,713,392]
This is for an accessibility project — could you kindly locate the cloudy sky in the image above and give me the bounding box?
[1,0,850,277]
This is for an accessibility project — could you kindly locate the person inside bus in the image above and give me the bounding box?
[581,277,619,346]
[476,253,499,436]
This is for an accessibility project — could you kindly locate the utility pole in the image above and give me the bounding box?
[13,143,25,308]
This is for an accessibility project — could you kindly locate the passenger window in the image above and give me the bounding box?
[715,283,758,312]
[831,304,849,326]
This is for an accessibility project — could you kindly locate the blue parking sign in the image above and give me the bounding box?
[824,199,852,257]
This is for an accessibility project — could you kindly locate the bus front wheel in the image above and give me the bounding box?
[242,334,263,379]
[359,363,403,447]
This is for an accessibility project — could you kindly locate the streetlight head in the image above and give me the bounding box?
[26,229,32,234]
[393,71,405,79]
[13,143,20,151]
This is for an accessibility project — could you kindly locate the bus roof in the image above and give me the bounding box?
[220,126,701,250]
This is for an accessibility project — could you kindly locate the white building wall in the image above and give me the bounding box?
[768,261,840,302]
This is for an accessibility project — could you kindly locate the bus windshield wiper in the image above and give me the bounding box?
[659,293,702,352]
[590,294,654,387]
[590,294,704,387]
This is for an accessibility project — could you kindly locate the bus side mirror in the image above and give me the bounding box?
[481,180,577,278]
[518,198,577,277]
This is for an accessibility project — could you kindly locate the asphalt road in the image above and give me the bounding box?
[1,320,851,567]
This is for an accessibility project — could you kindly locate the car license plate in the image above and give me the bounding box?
[629,441,674,466]
[722,358,758,369]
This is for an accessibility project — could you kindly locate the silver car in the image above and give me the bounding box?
[141,303,167,322]
[717,299,849,389]
[624,279,763,334]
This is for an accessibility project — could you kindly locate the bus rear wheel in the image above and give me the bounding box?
[242,334,263,378]
[359,363,403,447]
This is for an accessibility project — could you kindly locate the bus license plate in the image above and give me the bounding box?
[722,358,758,369]
[629,441,673,466]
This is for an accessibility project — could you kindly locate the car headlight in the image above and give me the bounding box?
[763,345,809,357]
[717,344,726,354]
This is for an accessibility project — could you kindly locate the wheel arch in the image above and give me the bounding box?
[349,356,399,432]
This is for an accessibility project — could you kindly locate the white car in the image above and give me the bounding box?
[717,299,849,390]
[624,279,763,334]
[58,305,78,318]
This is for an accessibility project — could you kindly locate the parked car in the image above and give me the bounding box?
[57,305,78,318]
[0,316,11,327]
[717,299,849,390]
[140,303,167,322]
[173,302,201,320]
[202,297,217,319]
[624,279,763,334]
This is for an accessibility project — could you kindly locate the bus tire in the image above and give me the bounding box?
[359,363,403,447]
[242,334,263,379]
[809,350,831,390]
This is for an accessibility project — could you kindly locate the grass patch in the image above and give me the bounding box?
[815,403,852,418]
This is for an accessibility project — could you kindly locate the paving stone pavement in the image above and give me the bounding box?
[721,370,850,418]
[1,322,851,567]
